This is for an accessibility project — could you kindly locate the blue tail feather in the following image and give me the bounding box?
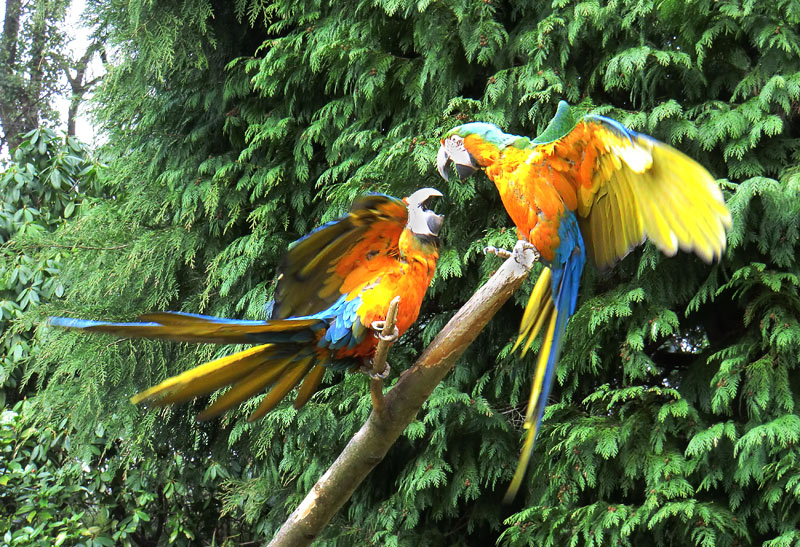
[49,317,161,329]
[141,311,271,325]
[534,213,586,431]
[50,294,369,351]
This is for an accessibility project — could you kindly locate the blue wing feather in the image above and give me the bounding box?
[583,114,636,144]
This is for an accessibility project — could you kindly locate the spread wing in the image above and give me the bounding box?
[271,194,408,319]
[540,116,732,269]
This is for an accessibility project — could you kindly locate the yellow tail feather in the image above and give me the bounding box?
[248,354,316,421]
[130,344,275,406]
[505,309,559,502]
[293,362,327,409]
[197,353,295,421]
[512,267,553,355]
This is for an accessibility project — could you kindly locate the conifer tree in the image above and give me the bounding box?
[10,0,800,544]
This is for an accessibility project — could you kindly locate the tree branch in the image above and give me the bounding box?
[369,295,400,414]
[268,240,537,546]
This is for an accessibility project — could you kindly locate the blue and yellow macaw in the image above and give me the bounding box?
[50,189,444,421]
[437,101,732,498]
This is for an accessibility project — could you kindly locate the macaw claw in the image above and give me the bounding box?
[370,361,392,380]
[359,360,392,380]
[485,241,539,266]
[512,239,539,265]
[484,245,513,259]
[371,320,399,342]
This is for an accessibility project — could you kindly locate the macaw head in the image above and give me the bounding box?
[404,187,444,238]
[437,122,513,181]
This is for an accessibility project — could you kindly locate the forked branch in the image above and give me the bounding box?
[269,240,538,546]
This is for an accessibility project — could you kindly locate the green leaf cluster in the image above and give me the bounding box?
[1,128,101,407]
[0,400,249,546]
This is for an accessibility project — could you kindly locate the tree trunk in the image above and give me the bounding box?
[0,0,23,149]
[65,42,103,138]
[25,1,49,132]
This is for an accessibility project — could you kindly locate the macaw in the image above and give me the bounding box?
[437,101,732,498]
[50,188,444,422]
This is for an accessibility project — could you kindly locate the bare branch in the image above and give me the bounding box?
[369,295,400,414]
[268,240,538,546]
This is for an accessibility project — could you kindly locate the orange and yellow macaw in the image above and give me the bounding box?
[50,189,444,421]
[438,101,732,499]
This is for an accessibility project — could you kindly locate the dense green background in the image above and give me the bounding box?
[2,0,799,545]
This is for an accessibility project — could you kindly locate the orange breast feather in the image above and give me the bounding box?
[333,236,436,359]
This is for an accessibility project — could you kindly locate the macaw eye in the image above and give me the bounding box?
[444,136,477,176]
[445,135,467,157]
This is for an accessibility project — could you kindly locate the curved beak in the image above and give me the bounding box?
[437,144,452,182]
[437,138,479,181]
[406,187,444,209]
[406,187,445,237]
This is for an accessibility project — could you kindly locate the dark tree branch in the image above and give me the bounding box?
[62,41,105,137]
[25,1,50,132]
[1,0,21,68]
[268,241,537,546]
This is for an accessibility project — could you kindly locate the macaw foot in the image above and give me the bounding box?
[359,359,392,380]
[484,245,513,259]
[485,240,540,266]
[371,320,399,342]
[512,239,539,266]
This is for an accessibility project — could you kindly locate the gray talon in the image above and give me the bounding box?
[484,245,513,258]
[369,362,391,380]
[371,320,399,342]
[512,239,539,265]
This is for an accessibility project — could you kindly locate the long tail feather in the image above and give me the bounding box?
[506,228,585,500]
[196,352,297,421]
[506,309,560,502]
[247,354,316,421]
[293,362,328,409]
[513,267,553,354]
[130,344,278,406]
[49,313,322,345]
[54,311,335,421]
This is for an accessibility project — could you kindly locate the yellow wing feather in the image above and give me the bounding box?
[571,122,731,269]
[273,195,407,319]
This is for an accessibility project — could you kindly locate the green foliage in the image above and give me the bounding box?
[0,128,101,407]
[0,0,71,150]
[0,400,251,546]
[7,0,800,544]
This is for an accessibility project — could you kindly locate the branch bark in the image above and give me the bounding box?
[369,295,400,413]
[24,0,52,134]
[269,240,537,546]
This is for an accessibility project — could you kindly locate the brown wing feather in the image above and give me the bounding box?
[272,195,407,319]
